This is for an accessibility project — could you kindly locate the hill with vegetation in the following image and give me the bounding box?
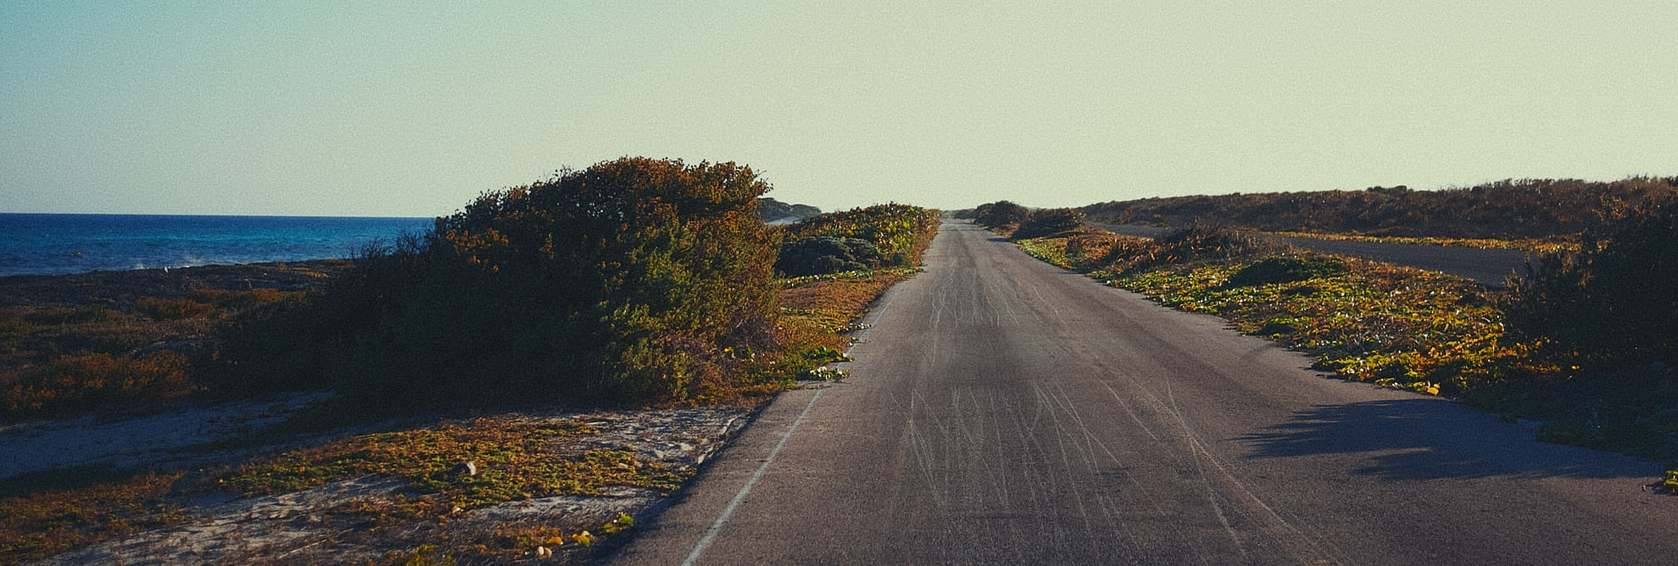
[757,197,821,223]
[1081,177,1677,239]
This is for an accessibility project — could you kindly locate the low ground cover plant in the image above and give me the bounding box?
[0,286,304,423]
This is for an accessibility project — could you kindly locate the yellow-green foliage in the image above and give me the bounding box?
[223,417,682,509]
[1020,229,1545,395]
[785,203,941,267]
[1109,258,1539,394]
[1265,230,1576,254]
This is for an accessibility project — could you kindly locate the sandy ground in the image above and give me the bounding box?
[34,407,748,565]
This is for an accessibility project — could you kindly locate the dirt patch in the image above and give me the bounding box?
[26,408,747,564]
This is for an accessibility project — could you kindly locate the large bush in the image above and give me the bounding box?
[1502,199,1678,368]
[1012,208,1086,239]
[215,158,780,405]
[973,200,1031,228]
[775,236,884,276]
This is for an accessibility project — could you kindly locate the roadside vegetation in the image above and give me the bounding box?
[1082,176,1676,240]
[1262,231,1575,254]
[993,195,1678,466]
[0,158,938,562]
[2,269,337,422]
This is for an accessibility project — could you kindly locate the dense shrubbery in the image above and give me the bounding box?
[775,236,884,276]
[1012,208,1085,239]
[3,352,194,420]
[216,158,781,406]
[1083,177,1678,239]
[972,200,1030,229]
[1108,226,1278,274]
[1223,256,1347,288]
[776,204,940,276]
[1503,198,1678,369]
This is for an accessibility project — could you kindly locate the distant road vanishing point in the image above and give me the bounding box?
[616,221,1677,565]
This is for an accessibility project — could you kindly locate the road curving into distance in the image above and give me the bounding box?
[615,221,1675,565]
[1089,222,1532,287]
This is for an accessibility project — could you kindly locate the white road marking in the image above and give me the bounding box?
[680,388,825,566]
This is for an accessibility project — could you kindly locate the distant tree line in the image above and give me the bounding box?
[1081,177,1678,239]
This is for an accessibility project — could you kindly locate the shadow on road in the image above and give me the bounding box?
[1240,399,1656,481]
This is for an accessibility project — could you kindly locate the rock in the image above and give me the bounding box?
[535,545,553,559]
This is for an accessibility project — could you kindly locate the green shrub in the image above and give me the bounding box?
[1223,255,1347,287]
[1502,198,1678,368]
[214,158,781,406]
[973,201,1030,229]
[775,236,885,276]
[784,203,940,270]
[1012,208,1085,239]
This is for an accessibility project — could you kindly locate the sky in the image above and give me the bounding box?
[3,1,1676,217]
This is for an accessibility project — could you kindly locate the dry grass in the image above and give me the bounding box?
[0,469,187,562]
[779,269,911,334]
[0,286,302,423]
[3,351,196,419]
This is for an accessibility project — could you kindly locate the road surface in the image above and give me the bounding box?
[1090,222,1530,286]
[616,221,1675,565]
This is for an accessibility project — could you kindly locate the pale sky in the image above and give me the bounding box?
[3,1,1675,216]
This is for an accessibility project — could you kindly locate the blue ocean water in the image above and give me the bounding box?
[0,214,434,277]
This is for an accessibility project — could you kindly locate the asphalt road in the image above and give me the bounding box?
[1089,222,1531,286]
[615,221,1675,565]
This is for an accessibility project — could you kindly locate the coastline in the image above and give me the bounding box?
[0,260,352,309]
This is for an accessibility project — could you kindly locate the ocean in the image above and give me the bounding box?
[0,214,435,277]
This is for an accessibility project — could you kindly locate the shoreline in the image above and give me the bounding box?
[0,259,352,309]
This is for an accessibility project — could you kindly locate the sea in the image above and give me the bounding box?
[0,213,435,277]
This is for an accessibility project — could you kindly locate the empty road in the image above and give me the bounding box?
[1089,222,1531,286]
[616,222,1675,565]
